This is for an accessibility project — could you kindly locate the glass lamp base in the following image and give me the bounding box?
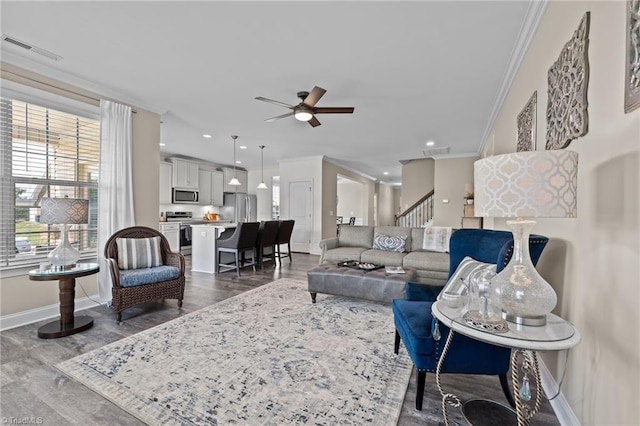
[492,219,557,327]
[502,311,547,326]
[48,224,80,268]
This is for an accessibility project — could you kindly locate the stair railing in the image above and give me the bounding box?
[395,190,434,227]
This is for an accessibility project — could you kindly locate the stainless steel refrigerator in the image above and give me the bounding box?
[221,193,257,222]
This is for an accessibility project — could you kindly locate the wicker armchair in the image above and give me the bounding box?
[104,226,185,322]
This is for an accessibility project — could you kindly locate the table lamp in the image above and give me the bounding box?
[40,197,89,269]
[474,150,578,326]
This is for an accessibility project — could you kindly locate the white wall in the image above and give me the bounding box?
[433,156,478,227]
[377,182,396,226]
[247,166,279,221]
[337,181,364,220]
[400,158,435,210]
[321,160,376,240]
[486,2,639,424]
[393,187,402,218]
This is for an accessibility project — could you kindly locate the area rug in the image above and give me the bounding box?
[57,278,412,425]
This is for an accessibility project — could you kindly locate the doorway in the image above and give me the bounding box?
[288,179,313,253]
[336,175,365,226]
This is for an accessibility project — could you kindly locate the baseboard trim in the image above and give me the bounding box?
[539,358,581,425]
[0,295,105,332]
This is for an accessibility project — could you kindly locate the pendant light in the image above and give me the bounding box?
[257,145,268,190]
[228,135,241,186]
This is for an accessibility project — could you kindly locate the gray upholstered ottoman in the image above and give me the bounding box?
[307,264,416,303]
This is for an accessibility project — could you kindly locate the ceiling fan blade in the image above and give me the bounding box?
[314,107,355,114]
[255,96,295,109]
[308,116,321,127]
[303,86,327,107]
[265,111,295,122]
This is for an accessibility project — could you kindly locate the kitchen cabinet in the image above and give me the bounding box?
[170,158,199,189]
[199,169,224,206]
[159,162,173,204]
[159,223,180,252]
[222,167,248,193]
[212,170,224,205]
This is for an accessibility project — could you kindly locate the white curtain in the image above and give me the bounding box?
[97,100,135,302]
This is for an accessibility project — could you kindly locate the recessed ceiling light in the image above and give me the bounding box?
[383,172,389,175]
[239,145,247,150]
[426,140,435,146]
[203,134,212,138]
[159,143,166,146]
[236,160,242,164]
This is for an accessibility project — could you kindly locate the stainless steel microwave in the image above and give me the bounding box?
[172,188,199,204]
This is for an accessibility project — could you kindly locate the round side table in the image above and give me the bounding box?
[432,301,581,426]
[28,262,99,339]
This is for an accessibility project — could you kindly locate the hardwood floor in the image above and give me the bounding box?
[0,253,560,425]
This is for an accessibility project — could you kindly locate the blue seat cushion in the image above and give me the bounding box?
[392,299,437,370]
[392,299,511,374]
[119,265,180,288]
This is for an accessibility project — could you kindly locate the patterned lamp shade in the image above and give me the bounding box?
[474,150,578,218]
[40,197,89,225]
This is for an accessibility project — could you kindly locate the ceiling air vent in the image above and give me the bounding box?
[423,147,451,157]
[2,34,62,61]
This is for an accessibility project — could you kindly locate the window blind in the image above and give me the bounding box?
[0,97,100,268]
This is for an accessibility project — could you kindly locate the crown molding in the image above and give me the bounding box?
[1,51,168,115]
[478,0,549,155]
[322,156,378,182]
[431,152,481,160]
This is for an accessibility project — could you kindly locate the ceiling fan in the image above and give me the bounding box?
[255,86,354,127]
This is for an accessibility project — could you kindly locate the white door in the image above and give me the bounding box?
[289,180,312,253]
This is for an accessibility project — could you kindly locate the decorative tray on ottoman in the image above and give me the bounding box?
[337,260,384,271]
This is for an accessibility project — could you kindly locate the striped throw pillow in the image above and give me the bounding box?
[438,256,497,297]
[116,236,162,270]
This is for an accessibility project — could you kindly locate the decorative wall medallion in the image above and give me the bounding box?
[625,0,640,113]
[517,91,537,152]
[546,12,590,150]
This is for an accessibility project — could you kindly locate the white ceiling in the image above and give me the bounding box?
[0,1,540,185]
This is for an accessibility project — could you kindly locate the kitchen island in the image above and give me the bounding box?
[191,223,237,273]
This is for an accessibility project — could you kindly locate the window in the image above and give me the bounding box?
[271,176,280,220]
[0,97,100,268]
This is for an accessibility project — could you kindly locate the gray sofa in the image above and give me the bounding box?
[318,225,450,286]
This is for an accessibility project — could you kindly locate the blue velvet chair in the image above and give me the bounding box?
[392,228,549,410]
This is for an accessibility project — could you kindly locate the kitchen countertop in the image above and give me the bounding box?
[191,222,237,228]
[160,220,233,226]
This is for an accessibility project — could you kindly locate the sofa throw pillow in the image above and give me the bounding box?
[439,256,497,298]
[373,233,407,253]
[422,225,452,252]
[116,236,162,270]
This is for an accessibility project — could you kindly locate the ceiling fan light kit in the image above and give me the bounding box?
[256,86,354,127]
[294,109,313,122]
